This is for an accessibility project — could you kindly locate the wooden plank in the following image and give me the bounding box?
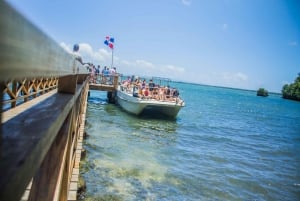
[0,1,87,82]
[67,87,88,200]
[67,191,77,201]
[113,75,119,89]
[2,90,57,123]
[89,84,116,92]
[20,180,33,201]
[28,112,71,201]
[0,83,84,201]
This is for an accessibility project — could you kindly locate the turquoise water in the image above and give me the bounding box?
[80,82,300,201]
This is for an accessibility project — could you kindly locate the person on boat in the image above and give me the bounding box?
[165,85,171,100]
[133,86,139,97]
[132,79,139,97]
[142,86,150,99]
[122,76,131,92]
[158,87,165,101]
[173,88,179,97]
[141,79,146,89]
[148,79,155,95]
[152,86,159,100]
[132,78,141,97]
[133,78,139,89]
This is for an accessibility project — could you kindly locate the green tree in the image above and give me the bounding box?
[282,73,300,101]
[257,88,268,97]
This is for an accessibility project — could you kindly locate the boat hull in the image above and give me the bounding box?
[117,92,146,115]
[116,90,184,118]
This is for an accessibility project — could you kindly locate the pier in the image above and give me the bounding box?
[0,2,117,201]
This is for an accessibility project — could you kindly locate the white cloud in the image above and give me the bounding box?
[160,65,185,74]
[222,23,228,30]
[60,42,255,90]
[60,42,72,53]
[119,60,186,80]
[60,42,114,65]
[60,42,187,79]
[182,0,191,6]
[288,41,298,46]
[121,60,131,66]
[136,60,155,68]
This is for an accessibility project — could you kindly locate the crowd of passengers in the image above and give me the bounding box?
[87,64,117,84]
[121,77,180,102]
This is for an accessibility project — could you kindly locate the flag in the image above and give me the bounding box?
[104,36,114,49]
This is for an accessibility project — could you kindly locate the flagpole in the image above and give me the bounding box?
[104,36,114,68]
[111,48,114,68]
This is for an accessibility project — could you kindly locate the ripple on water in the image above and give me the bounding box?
[81,89,300,200]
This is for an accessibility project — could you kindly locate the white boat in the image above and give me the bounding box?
[116,78,185,118]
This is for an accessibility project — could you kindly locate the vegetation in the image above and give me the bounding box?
[282,73,300,101]
[257,88,269,97]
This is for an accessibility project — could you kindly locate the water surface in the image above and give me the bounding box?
[80,83,300,201]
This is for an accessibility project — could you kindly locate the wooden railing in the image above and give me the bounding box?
[89,74,119,92]
[90,74,119,86]
[0,2,89,201]
[2,77,59,110]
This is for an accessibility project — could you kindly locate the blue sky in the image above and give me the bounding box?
[7,0,300,92]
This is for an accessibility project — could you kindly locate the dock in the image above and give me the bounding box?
[0,2,117,201]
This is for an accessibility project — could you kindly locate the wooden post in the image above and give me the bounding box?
[58,75,78,94]
[11,80,17,108]
[77,74,88,84]
[113,75,119,90]
[24,79,29,102]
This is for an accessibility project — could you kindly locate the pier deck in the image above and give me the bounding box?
[89,83,117,92]
[1,2,92,201]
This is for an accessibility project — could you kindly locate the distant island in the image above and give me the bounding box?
[257,88,269,97]
[282,73,300,101]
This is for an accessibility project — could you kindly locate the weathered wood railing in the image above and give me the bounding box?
[0,2,89,201]
[2,77,59,110]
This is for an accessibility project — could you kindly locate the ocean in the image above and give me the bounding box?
[80,82,300,201]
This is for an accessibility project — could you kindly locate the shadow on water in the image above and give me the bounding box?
[82,195,122,201]
[140,109,178,121]
[88,96,108,105]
